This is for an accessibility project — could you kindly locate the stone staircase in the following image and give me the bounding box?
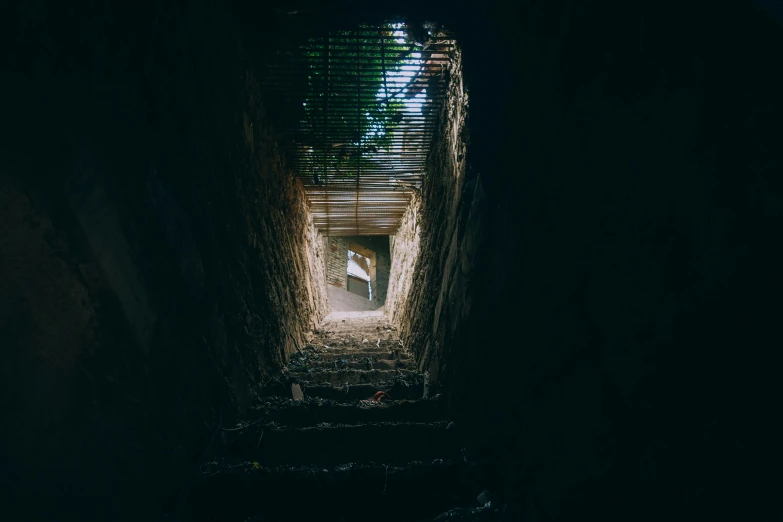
[187,311,501,521]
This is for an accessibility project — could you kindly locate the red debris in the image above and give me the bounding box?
[371,391,392,402]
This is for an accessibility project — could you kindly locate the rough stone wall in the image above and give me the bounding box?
[431,2,783,521]
[0,1,327,519]
[305,218,330,324]
[374,247,391,304]
[386,196,421,327]
[395,49,477,381]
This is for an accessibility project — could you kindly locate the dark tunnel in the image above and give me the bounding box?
[2,0,783,520]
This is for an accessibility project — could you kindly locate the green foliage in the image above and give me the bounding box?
[300,23,426,178]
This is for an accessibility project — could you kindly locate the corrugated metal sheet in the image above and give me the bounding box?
[261,22,456,235]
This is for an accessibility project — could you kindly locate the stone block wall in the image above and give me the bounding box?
[374,242,391,304]
[394,49,476,384]
[326,237,349,288]
[386,195,421,326]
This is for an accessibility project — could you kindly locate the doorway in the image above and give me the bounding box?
[347,242,376,301]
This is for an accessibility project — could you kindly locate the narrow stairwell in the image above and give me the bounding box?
[188,311,493,521]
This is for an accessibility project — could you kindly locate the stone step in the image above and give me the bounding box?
[306,357,415,371]
[292,348,410,363]
[313,334,398,344]
[302,350,407,361]
[320,346,406,355]
[287,348,411,373]
[306,338,402,351]
[286,368,418,385]
[262,380,425,401]
[306,381,425,401]
[320,316,392,327]
[304,339,402,349]
[315,324,398,335]
[189,458,485,522]
[287,353,414,372]
[223,421,461,467]
[317,326,397,335]
[251,397,446,427]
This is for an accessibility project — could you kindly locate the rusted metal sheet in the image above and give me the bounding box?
[260,22,456,236]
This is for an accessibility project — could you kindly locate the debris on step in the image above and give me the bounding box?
[373,391,392,402]
[291,383,303,401]
[360,390,393,406]
[433,505,504,521]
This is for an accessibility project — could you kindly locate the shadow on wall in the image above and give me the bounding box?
[0,0,328,518]
[395,1,783,520]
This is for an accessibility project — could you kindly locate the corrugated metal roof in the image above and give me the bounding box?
[261,22,456,235]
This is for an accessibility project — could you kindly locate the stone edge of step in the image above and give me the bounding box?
[232,419,452,434]
[200,455,472,478]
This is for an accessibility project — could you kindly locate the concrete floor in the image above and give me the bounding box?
[327,284,384,312]
[324,309,385,322]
